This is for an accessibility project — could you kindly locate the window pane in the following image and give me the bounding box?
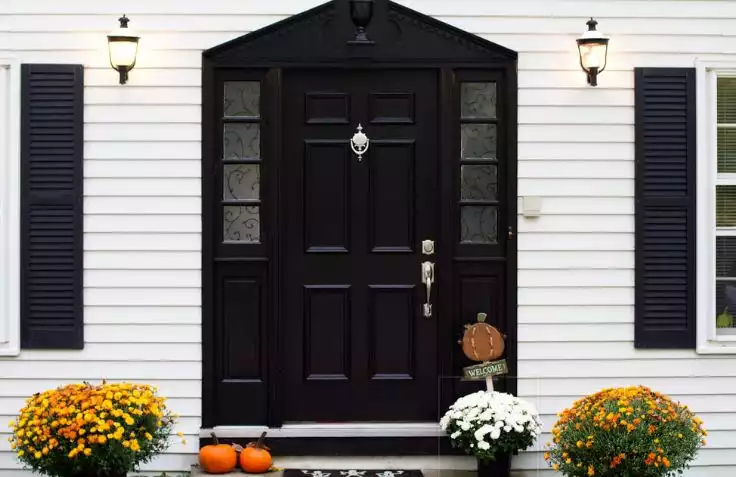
[223,164,260,201]
[461,82,496,119]
[461,165,497,201]
[717,185,736,227]
[224,205,260,243]
[717,77,736,124]
[461,124,497,160]
[460,206,497,244]
[716,280,736,329]
[718,128,736,173]
[716,237,736,331]
[224,81,260,117]
[224,123,260,160]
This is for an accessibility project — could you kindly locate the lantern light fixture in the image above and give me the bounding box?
[107,14,140,85]
[576,18,609,87]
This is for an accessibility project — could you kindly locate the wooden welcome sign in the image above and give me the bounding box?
[459,312,508,388]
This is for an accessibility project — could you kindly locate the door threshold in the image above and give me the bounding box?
[201,422,443,438]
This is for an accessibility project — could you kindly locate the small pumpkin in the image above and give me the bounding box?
[240,431,273,473]
[199,432,237,474]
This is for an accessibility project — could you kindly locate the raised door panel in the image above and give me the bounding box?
[368,285,416,380]
[214,263,268,425]
[369,141,416,253]
[304,141,350,253]
[303,285,352,381]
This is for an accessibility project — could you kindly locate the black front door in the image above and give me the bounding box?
[281,69,440,422]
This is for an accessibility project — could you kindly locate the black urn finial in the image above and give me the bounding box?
[118,14,130,28]
[348,0,375,44]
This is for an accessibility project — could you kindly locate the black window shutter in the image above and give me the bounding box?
[20,64,84,349]
[634,67,696,349]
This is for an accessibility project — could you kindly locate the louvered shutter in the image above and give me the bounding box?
[634,67,696,349]
[20,64,84,349]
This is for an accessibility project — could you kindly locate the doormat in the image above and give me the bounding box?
[284,470,423,477]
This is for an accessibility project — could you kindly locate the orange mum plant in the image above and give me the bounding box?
[544,386,706,477]
[8,381,180,477]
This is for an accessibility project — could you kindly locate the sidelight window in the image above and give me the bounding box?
[222,81,262,243]
[459,82,498,244]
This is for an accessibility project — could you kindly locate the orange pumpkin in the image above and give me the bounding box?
[240,432,273,473]
[199,432,237,474]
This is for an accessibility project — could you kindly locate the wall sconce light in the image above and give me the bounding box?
[577,18,609,87]
[107,15,140,85]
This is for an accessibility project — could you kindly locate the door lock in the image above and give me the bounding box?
[421,239,435,255]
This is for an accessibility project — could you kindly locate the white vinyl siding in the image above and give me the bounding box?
[1,1,736,476]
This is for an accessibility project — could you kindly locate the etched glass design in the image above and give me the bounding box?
[223,164,260,201]
[461,82,496,119]
[224,81,260,117]
[223,205,260,242]
[223,123,260,160]
[461,124,496,160]
[460,206,497,244]
[461,165,497,201]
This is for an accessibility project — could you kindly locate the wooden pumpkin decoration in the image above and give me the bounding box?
[460,312,505,362]
[240,431,273,473]
[199,432,237,474]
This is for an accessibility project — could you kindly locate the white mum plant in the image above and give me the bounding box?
[440,390,543,462]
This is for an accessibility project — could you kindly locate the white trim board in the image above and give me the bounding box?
[202,423,444,438]
[0,58,21,357]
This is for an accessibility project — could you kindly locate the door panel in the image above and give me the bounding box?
[281,69,439,422]
[369,141,416,252]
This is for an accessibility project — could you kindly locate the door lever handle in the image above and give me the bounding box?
[421,261,434,318]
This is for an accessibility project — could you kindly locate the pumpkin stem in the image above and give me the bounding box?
[255,431,267,449]
[211,432,220,446]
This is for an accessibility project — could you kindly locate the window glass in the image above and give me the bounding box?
[715,77,736,333]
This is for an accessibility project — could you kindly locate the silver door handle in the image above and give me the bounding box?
[421,261,434,318]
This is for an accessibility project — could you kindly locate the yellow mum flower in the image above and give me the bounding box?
[84,448,92,456]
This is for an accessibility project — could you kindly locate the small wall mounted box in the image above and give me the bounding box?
[522,196,541,218]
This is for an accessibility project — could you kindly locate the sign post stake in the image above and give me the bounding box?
[485,376,494,392]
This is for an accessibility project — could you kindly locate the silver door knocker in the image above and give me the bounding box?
[350,123,370,162]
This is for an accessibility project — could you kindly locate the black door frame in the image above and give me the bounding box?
[201,0,518,441]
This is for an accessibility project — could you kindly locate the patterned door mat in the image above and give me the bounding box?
[284,470,423,477]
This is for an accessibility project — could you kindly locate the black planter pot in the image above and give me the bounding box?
[477,454,511,477]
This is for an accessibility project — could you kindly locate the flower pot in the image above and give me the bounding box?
[477,454,511,477]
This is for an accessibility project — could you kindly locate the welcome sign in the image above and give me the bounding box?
[462,359,508,381]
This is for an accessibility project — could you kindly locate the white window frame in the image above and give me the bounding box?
[0,58,21,357]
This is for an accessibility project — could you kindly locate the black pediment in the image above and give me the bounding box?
[204,0,516,65]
